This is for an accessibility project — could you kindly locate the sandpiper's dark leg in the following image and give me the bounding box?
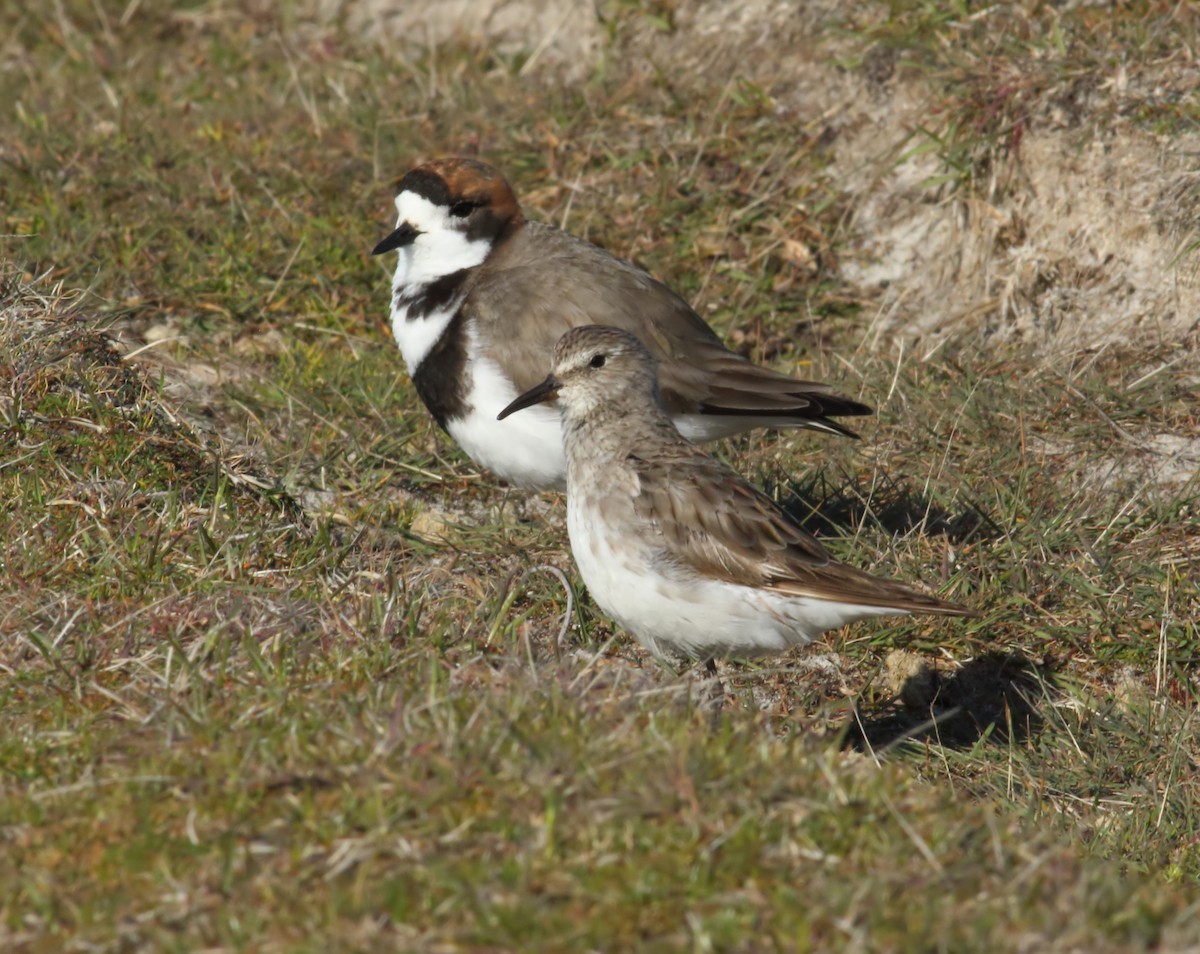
[699,657,726,711]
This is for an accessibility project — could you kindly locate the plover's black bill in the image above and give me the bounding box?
[372,222,421,256]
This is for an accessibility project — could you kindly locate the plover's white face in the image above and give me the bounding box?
[372,158,525,374]
[389,190,491,290]
[373,158,523,292]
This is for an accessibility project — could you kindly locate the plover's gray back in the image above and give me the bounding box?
[374,158,872,489]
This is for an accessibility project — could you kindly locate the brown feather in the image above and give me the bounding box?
[626,441,973,616]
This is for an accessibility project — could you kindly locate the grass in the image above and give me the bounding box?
[844,1,1200,196]
[2,0,1199,950]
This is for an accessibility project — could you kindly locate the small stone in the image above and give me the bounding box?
[143,321,180,344]
[885,649,938,710]
[1112,666,1151,713]
[410,509,454,544]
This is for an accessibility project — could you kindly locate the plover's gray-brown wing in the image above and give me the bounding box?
[473,222,871,435]
[628,446,972,616]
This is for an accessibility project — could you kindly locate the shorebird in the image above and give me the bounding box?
[498,325,973,670]
[373,158,871,489]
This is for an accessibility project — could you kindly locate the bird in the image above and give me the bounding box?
[497,325,974,671]
[372,157,872,490]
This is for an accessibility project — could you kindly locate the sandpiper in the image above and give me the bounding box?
[373,158,871,490]
[498,325,973,670]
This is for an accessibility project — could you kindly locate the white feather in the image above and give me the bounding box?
[567,493,905,661]
[389,300,457,376]
[446,334,566,490]
[386,192,490,373]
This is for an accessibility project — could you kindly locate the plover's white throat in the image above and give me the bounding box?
[498,325,974,669]
[373,157,872,490]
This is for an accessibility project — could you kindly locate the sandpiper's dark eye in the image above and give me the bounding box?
[589,354,606,369]
[449,200,475,218]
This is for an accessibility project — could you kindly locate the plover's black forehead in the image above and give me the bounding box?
[395,166,454,206]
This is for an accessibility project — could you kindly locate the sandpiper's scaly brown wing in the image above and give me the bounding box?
[628,445,973,616]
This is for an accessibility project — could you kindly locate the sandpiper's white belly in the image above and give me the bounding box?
[567,494,905,661]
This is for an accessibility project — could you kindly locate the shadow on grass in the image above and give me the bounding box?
[776,468,1000,546]
[846,651,1051,753]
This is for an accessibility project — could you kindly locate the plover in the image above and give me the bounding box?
[373,158,871,490]
[498,326,974,670]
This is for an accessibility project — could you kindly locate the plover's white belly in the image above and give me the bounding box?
[391,298,566,489]
[568,495,905,661]
[674,414,771,443]
[391,299,457,375]
[447,354,566,490]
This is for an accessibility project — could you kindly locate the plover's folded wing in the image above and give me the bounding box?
[476,222,871,434]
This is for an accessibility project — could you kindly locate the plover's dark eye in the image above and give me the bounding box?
[449,200,475,218]
[589,354,606,369]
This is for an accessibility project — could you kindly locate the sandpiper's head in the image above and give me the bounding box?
[372,158,524,283]
[497,325,660,422]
